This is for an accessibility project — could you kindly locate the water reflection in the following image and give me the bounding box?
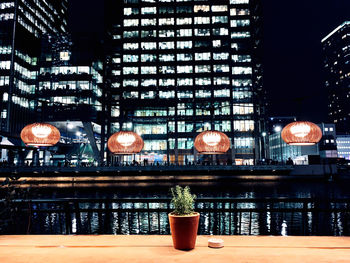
[11,199,348,236]
[3,181,350,236]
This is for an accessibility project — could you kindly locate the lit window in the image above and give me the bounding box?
[159,54,175,62]
[213,40,221,47]
[230,8,250,16]
[194,28,210,36]
[234,137,254,150]
[230,0,249,4]
[178,91,193,99]
[231,32,250,38]
[194,5,209,13]
[124,7,138,16]
[176,17,192,25]
[159,18,174,26]
[141,91,156,100]
[141,18,156,26]
[177,78,193,86]
[214,77,230,85]
[195,90,211,98]
[123,91,138,99]
[213,64,230,73]
[141,30,156,38]
[123,79,139,87]
[141,54,157,62]
[141,7,157,14]
[233,103,254,115]
[123,31,139,38]
[213,52,229,60]
[234,120,254,132]
[123,67,139,75]
[123,55,139,63]
[194,17,210,24]
[232,66,252,75]
[177,29,192,37]
[176,6,192,14]
[214,89,230,97]
[212,5,228,12]
[178,138,193,150]
[141,66,157,74]
[59,51,70,61]
[214,102,231,115]
[159,30,174,37]
[141,42,157,50]
[232,79,252,86]
[141,79,157,87]
[159,7,174,13]
[124,19,139,27]
[195,65,211,73]
[212,16,228,24]
[213,28,228,36]
[159,66,175,74]
[177,41,192,49]
[231,19,250,27]
[177,53,192,61]
[123,43,139,50]
[232,54,251,62]
[177,65,193,74]
[214,121,231,132]
[195,52,211,61]
[159,41,175,49]
[159,79,175,86]
[195,78,211,85]
[159,91,175,98]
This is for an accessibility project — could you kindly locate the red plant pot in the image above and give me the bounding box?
[168,212,200,250]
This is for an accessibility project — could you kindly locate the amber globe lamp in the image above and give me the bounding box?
[107,131,144,154]
[20,123,61,146]
[281,121,322,146]
[194,130,230,154]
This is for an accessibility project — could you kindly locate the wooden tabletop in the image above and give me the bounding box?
[0,235,349,262]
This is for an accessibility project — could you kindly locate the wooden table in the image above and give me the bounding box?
[0,235,349,262]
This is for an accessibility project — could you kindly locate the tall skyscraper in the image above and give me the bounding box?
[107,0,264,165]
[0,0,68,135]
[36,34,105,165]
[322,21,350,134]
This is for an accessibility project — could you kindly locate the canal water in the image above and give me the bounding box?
[2,181,350,236]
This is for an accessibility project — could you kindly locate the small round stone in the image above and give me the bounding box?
[208,238,224,248]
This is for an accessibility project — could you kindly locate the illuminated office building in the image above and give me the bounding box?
[36,34,104,164]
[0,0,67,135]
[322,21,350,134]
[108,0,264,165]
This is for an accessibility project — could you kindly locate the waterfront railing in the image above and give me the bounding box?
[3,198,350,236]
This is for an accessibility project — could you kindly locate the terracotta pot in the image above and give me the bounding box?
[168,212,200,250]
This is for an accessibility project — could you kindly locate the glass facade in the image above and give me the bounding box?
[322,22,350,134]
[0,0,68,134]
[109,0,264,164]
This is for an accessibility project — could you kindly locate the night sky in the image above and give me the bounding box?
[68,0,350,123]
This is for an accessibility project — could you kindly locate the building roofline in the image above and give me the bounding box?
[321,21,350,43]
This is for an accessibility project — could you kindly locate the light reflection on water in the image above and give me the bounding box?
[25,200,350,236]
[5,181,350,236]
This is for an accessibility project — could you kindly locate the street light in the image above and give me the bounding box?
[274,126,283,164]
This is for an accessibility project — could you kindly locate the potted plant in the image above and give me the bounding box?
[168,185,200,250]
